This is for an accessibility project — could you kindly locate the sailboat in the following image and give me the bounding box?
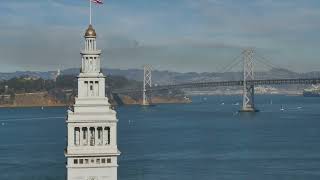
[280,105,285,111]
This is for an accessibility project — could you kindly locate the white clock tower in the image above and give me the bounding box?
[65,24,120,180]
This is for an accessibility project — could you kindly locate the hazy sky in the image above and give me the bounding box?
[0,0,320,73]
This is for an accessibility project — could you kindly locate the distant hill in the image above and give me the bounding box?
[0,71,58,81]
[1,68,320,85]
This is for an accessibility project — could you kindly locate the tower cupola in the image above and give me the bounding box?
[83,25,98,52]
[85,24,97,37]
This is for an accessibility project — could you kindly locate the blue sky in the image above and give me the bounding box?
[0,0,320,72]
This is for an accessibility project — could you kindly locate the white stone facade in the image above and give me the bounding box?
[65,25,120,180]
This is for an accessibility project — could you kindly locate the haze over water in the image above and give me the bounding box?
[0,95,320,180]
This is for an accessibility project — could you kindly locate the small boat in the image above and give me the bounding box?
[232,102,240,106]
[280,105,285,111]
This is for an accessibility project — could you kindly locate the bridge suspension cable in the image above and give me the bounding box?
[254,51,300,74]
[218,54,243,74]
[254,54,280,70]
[254,57,278,72]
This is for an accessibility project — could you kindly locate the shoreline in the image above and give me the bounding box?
[0,104,68,108]
[0,98,191,108]
[0,93,308,108]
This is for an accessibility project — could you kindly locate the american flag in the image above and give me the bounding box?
[91,0,103,4]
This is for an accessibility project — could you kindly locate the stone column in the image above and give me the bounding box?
[95,127,98,146]
[86,81,89,97]
[68,126,73,147]
[97,58,101,73]
[79,127,82,146]
[84,128,88,146]
[100,79,105,98]
[75,127,80,146]
[100,127,103,145]
[111,125,116,146]
[86,40,89,51]
[94,82,98,96]
[103,127,107,145]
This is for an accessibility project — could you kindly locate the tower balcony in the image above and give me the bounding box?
[78,72,105,78]
[66,146,120,157]
[81,50,102,55]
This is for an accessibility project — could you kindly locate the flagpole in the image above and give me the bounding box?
[90,0,92,24]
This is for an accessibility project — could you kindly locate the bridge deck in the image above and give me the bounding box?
[113,78,320,93]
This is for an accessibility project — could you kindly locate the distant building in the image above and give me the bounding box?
[65,24,120,180]
[22,75,40,81]
[4,85,8,94]
[54,69,61,81]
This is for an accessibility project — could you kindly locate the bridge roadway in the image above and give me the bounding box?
[112,78,320,94]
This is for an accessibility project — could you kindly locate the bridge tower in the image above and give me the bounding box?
[143,65,152,105]
[241,48,258,112]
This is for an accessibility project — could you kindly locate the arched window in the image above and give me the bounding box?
[104,127,110,145]
[74,127,80,145]
[97,127,103,145]
[94,81,99,96]
[89,81,94,96]
[89,127,95,146]
[82,127,88,145]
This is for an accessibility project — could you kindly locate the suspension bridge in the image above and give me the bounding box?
[112,49,320,112]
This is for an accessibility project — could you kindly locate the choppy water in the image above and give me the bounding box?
[0,95,320,180]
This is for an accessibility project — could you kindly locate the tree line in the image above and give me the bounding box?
[0,75,142,94]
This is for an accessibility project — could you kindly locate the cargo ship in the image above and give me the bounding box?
[303,85,320,97]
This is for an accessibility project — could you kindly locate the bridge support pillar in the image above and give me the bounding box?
[240,49,258,112]
[241,83,257,112]
[143,65,152,106]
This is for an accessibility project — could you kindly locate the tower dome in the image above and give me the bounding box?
[85,24,97,37]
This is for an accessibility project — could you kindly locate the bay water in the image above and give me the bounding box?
[1,95,320,180]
